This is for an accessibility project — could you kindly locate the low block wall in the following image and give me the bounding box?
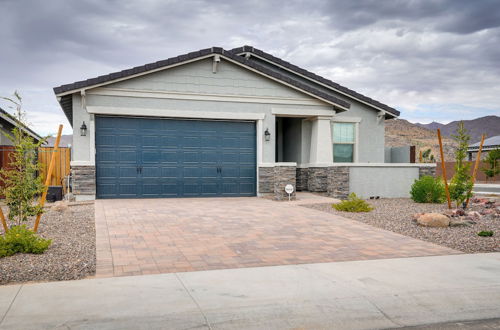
[328,164,436,199]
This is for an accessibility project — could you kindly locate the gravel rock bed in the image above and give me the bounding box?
[303,198,499,253]
[0,203,95,285]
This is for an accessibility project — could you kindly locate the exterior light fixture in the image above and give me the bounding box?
[80,121,87,136]
[264,128,271,141]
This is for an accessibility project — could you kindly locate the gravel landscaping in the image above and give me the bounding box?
[304,198,500,253]
[0,202,95,285]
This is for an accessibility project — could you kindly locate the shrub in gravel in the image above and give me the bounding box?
[477,231,494,237]
[0,225,51,258]
[410,176,445,203]
[333,193,374,212]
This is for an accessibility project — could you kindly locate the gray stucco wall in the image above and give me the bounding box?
[71,57,333,163]
[385,146,411,163]
[349,166,419,198]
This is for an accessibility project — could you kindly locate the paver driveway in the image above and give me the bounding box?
[95,197,458,277]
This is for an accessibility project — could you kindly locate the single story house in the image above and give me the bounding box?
[468,135,500,161]
[54,46,433,201]
[0,107,43,145]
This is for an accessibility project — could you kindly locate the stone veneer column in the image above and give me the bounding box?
[273,165,296,200]
[72,166,96,197]
[418,165,436,178]
[296,168,309,191]
[327,166,350,199]
[307,167,329,192]
[258,167,274,193]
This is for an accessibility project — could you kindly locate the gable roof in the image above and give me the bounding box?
[0,107,43,142]
[229,46,400,117]
[54,46,400,124]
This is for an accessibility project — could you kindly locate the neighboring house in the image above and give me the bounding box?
[0,107,43,145]
[54,46,430,201]
[468,135,500,161]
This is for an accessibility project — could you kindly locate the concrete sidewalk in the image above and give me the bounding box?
[1,253,500,330]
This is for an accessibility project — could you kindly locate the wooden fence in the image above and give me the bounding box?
[38,147,71,186]
[436,161,500,183]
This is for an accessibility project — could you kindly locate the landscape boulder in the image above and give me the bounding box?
[416,213,450,227]
[449,219,476,227]
[51,201,69,213]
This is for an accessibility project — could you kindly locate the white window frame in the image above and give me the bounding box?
[331,117,361,163]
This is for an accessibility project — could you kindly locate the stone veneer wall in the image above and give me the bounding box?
[296,168,308,191]
[307,167,328,192]
[72,166,96,196]
[273,166,296,200]
[419,166,436,178]
[258,166,297,200]
[258,167,274,193]
[327,166,350,200]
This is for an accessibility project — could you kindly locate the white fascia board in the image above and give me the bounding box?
[240,52,398,118]
[86,106,265,121]
[258,162,297,167]
[271,107,334,117]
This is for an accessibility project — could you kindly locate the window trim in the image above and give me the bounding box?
[331,119,360,163]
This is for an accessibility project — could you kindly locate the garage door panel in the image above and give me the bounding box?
[161,151,179,163]
[161,167,180,178]
[142,150,161,163]
[96,116,256,199]
[119,150,138,162]
[119,166,138,178]
[183,167,201,178]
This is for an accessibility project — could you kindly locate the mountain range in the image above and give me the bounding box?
[415,115,500,143]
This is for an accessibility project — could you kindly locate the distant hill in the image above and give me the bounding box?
[416,115,500,143]
[44,135,72,148]
[386,119,456,161]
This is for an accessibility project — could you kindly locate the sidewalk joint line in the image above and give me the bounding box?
[175,273,213,330]
[0,284,22,326]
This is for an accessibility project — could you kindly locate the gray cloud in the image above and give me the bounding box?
[0,0,499,135]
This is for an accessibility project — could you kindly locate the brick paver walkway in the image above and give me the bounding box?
[95,197,459,277]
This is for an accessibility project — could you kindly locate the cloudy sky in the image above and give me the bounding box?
[1,0,499,136]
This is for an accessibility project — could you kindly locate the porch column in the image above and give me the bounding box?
[309,116,333,166]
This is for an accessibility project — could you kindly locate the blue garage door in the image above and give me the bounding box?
[95,116,256,199]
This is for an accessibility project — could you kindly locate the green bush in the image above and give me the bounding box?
[0,225,51,258]
[333,193,374,212]
[477,231,494,237]
[410,176,445,203]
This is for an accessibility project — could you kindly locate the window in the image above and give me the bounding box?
[333,122,355,162]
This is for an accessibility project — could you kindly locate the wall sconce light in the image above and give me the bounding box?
[264,128,271,141]
[80,121,87,136]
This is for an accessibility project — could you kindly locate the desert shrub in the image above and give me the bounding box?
[333,193,374,212]
[477,230,494,237]
[410,175,445,203]
[0,225,51,258]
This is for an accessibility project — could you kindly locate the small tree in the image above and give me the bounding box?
[482,148,500,181]
[422,148,435,163]
[448,122,473,208]
[0,92,45,227]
